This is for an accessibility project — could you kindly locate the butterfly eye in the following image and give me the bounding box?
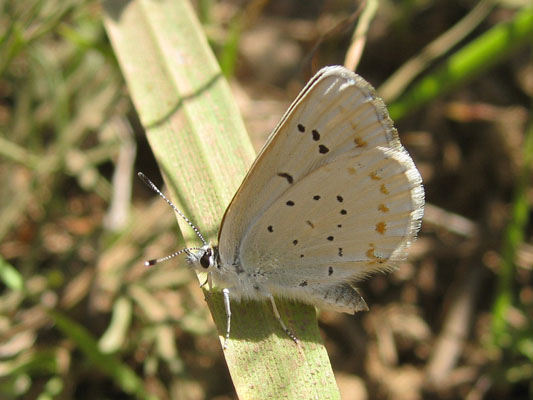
[200,248,213,269]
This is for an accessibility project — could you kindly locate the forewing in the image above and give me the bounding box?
[218,66,424,290]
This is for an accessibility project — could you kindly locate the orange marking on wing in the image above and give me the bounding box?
[380,184,390,195]
[354,137,367,147]
[366,243,386,265]
[366,243,376,259]
[370,171,381,180]
[378,203,390,213]
[376,222,387,234]
[347,167,356,175]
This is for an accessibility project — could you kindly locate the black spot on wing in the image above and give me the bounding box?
[337,195,343,202]
[299,281,308,287]
[312,129,320,141]
[327,236,334,241]
[297,124,305,132]
[277,172,294,184]
[328,266,334,276]
[340,209,347,215]
[318,144,329,154]
[306,220,315,228]
[313,195,320,200]
[293,240,298,245]
[338,248,343,257]
[267,225,273,232]
[286,200,295,206]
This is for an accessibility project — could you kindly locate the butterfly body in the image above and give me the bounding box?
[188,244,369,314]
[142,65,424,349]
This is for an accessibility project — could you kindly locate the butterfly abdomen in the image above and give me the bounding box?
[265,282,369,314]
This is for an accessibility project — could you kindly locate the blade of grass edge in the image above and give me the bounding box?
[102,0,341,398]
[387,7,533,120]
[490,109,533,347]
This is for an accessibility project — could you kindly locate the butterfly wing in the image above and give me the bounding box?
[218,66,424,312]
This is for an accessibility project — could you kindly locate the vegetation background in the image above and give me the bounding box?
[0,0,532,399]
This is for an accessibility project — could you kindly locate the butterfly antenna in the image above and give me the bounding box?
[137,172,208,246]
[144,247,203,267]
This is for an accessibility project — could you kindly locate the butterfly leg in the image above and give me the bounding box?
[222,288,231,349]
[267,294,299,345]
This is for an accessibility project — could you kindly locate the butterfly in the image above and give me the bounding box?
[140,65,424,349]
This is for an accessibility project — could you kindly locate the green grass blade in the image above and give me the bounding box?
[0,256,25,291]
[490,111,533,346]
[219,18,241,78]
[98,295,133,353]
[388,7,533,120]
[102,0,340,398]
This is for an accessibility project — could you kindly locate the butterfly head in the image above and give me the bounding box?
[186,244,219,272]
[137,173,218,270]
